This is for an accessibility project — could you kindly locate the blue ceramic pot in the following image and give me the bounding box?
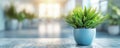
[74,28,96,46]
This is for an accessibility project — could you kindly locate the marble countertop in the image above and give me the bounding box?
[0,38,120,48]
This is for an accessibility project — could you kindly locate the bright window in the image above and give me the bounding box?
[39,3,60,19]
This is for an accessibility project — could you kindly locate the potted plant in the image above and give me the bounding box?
[4,4,18,30]
[16,10,26,30]
[25,11,37,21]
[22,10,37,28]
[108,16,120,35]
[107,5,120,35]
[65,7,106,46]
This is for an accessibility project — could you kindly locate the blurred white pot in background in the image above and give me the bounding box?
[108,25,119,35]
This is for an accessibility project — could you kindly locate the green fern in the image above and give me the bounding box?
[16,10,37,22]
[16,10,26,22]
[4,4,18,19]
[65,7,106,29]
[108,5,120,25]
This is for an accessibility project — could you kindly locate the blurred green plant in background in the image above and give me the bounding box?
[4,4,37,22]
[23,10,37,21]
[108,0,120,25]
[4,3,37,30]
[16,10,26,22]
[4,3,18,19]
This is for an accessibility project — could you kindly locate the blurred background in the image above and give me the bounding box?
[0,0,120,48]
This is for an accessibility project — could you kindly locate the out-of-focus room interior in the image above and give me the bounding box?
[0,0,120,48]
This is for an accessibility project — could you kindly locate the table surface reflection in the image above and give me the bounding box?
[0,38,120,48]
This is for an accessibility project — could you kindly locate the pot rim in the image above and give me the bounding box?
[74,28,96,30]
[108,25,119,26]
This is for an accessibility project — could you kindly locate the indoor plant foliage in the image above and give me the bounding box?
[16,10,26,30]
[21,10,37,28]
[25,10,37,27]
[65,7,106,29]
[108,14,120,35]
[4,4,17,19]
[107,4,120,35]
[4,4,18,30]
[20,10,37,21]
[24,12,37,21]
[65,7,106,46]
[108,5,120,25]
[16,10,26,22]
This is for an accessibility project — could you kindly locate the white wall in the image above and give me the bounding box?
[64,0,76,15]
[76,0,82,6]
[82,0,90,8]
[0,2,5,31]
[0,0,11,31]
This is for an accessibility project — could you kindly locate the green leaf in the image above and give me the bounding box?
[65,7,106,28]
